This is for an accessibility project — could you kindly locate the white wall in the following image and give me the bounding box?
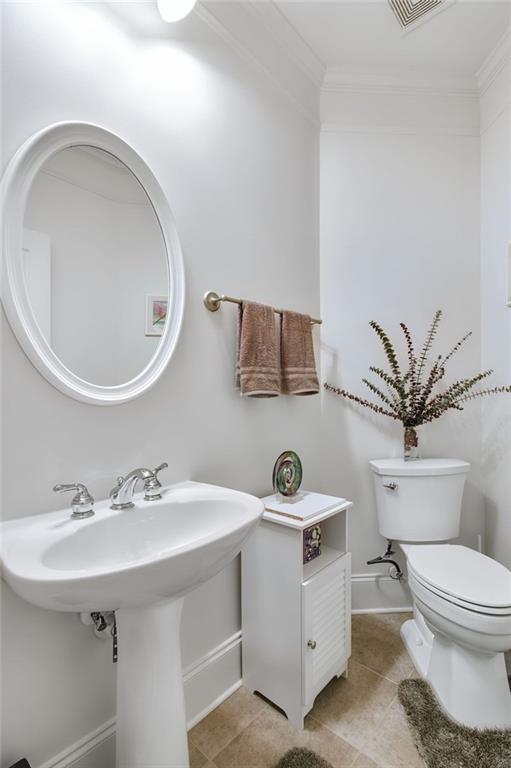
[319,83,484,610]
[0,3,320,765]
[480,41,511,568]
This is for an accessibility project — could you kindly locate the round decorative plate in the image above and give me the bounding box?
[272,451,303,497]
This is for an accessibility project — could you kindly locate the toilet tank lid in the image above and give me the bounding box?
[369,458,470,476]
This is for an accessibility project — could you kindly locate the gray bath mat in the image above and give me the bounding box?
[275,747,332,768]
[398,678,511,768]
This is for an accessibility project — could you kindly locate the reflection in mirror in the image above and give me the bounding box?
[23,146,168,386]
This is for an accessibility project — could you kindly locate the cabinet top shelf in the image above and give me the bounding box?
[262,498,352,530]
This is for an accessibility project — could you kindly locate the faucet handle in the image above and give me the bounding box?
[144,462,168,501]
[153,462,168,479]
[53,483,95,519]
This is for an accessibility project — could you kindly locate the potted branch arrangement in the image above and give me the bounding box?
[324,310,511,460]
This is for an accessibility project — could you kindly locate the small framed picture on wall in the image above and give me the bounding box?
[145,295,168,337]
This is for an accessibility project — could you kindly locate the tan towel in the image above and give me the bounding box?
[235,301,280,397]
[280,311,319,395]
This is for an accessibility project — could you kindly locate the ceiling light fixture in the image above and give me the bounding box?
[157,0,197,23]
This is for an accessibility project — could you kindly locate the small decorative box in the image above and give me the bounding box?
[303,524,321,564]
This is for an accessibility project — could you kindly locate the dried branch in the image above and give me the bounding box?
[323,311,510,429]
[324,383,400,420]
[362,378,399,413]
[414,309,442,391]
[440,331,473,367]
[369,321,403,383]
[454,385,511,404]
[400,322,417,380]
[423,370,494,419]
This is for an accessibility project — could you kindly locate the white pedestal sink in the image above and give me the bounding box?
[0,481,263,768]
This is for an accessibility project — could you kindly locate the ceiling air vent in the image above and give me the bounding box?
[389,0,443,29]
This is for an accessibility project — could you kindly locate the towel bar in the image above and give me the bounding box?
[203,291,322,325]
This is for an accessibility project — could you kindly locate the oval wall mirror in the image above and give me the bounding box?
[1,122,185,405]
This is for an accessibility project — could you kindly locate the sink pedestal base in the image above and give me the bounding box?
[116,597,189,768]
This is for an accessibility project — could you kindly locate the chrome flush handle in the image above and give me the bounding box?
[53,482,95,519]
[383,482,398,491]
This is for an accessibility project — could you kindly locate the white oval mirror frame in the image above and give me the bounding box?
[1,122,185,405]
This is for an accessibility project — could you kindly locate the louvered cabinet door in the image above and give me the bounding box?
[302,553,351,707]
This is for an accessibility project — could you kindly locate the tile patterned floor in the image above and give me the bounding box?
[187,612,425,768]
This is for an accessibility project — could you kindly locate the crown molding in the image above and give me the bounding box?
[193,1,320,125]
[476,27,511,95]
[321,122,479,138]
[322,67,478,99]
[191,2,504,118]
[242,1,326,88]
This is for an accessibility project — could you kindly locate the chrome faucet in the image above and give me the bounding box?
[109,463,168,510]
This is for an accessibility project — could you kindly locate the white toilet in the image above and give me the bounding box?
[370,458,511,730]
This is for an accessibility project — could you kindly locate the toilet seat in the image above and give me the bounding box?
[410,569,511,616]
[406,544,511,615]
[409,569,511,638]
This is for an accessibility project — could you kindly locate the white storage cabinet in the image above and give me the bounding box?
[242,494,352,728]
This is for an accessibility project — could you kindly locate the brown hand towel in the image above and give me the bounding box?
[235,301,280,397]
[280,311,319,395]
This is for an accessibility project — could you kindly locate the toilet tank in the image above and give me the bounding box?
[369,459,470,542]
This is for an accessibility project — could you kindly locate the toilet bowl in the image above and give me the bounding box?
[370,458,511,730]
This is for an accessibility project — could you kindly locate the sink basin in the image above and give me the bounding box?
[0,480,263,768]
[1,480,263,612]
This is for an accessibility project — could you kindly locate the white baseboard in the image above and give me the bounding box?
[351,572,412,614]
[183,630,242,730]
[352,606,413,614]
[38,719,116,768]
[37,632,243,768]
